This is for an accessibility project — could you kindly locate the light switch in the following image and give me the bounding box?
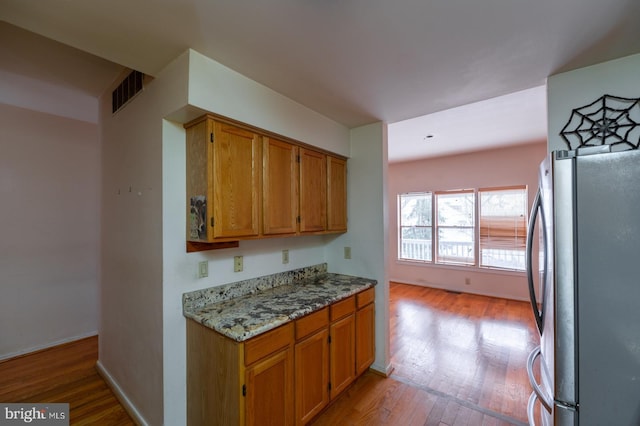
[198,261,208,278]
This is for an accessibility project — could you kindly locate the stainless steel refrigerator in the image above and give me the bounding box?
[525,146,640,425]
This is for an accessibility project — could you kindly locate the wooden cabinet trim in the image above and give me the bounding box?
[356,288,375,308]
[244,323,293,366]
[330,296,355,322]
[295,307,329,341]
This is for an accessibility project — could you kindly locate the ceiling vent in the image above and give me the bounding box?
[112,70,144,114]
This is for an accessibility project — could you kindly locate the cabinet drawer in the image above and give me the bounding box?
[244,322,293,366]
[330,296,355,322]
[295,308,329,341]
[357,288,375,308]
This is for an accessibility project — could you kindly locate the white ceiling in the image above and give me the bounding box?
[2,0,640,160]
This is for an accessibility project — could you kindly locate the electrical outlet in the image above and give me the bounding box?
[234,256,243,272]
[198,261,208,278]
[465,277,471,285]
[282,249,289,264]
[344,246,352,259]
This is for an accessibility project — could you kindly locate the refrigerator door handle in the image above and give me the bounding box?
[527,391,538,426]
[527,346,553,413]
[526,188,545,334]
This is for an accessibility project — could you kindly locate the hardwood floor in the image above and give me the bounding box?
[311,282,539,425]
[0,336,134,425]
[0,283,539,425]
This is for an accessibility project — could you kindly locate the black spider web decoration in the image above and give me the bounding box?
[559,94,640,151]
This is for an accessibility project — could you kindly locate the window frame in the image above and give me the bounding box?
[478,185,528,271]
[397,185,528,272]
[434,189,476,266]
[397,192,434,262]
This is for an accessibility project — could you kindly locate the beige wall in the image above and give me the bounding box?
[387,141,547,301]
[0,103,99,359]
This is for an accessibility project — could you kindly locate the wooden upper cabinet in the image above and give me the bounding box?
[263,138,299,236]
[213,122,261,238]
[327,156,347,232]
[299,148,327,233]
[185,116,261,242]
[186,114,347,246]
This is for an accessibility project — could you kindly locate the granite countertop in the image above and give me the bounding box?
[183,272,376,342]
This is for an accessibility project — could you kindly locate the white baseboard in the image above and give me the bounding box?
[370,361,394,377]
[389,278,530,302]
[0,331,98,362]
[95,360,149,426]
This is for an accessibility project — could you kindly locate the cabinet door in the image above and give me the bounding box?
[295,329,329,425]
[263,138,298,235]
[327,156,347,232]
[212,121,261,238]
[355,303,375,375]
[299,148,326,233]
[245,348,294,426]
[329,315,355,399]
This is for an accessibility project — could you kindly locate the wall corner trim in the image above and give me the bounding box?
[95,360,150,426]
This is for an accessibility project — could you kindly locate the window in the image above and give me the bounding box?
[398,186,528,271]
[436,190,475,265]
[398,192,433,261]
[479,186,527,270]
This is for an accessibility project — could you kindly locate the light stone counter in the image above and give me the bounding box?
[183,264,376,342]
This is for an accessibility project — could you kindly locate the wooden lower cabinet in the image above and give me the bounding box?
[329,310,356,399]
[187,321,294,426]
[355,288,376,375]
[187,288,375,426]
[294,308,329,426]
[245,348,293,426]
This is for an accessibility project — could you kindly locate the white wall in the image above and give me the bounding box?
[325,122,391,374]
[99,52,191,426]
[0,103,99,359]
[387,142,547,301]
[548,53,640,152]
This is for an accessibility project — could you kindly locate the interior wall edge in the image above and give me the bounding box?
[95,360,150,426]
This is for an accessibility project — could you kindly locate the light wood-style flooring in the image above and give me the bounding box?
[0,282,539,425]
[311,282,539,425]
[0,336,134,425]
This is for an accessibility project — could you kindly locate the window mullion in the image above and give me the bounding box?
[474,189,479,267]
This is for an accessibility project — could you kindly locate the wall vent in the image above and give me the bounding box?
[112,70,144,114]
